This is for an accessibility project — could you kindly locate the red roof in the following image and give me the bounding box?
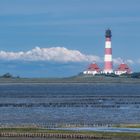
[87,63,100,72]
[116,63,131,73]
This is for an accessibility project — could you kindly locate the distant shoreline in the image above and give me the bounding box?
[0,75,140,84]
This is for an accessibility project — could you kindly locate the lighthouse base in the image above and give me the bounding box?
[102,70,114,74]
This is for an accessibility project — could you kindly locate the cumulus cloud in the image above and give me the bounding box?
[0,47,101,63]
[113,57,134,65]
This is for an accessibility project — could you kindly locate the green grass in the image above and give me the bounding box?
[0,127,140,139]
[114,124,140,128]
[0,127,42,132]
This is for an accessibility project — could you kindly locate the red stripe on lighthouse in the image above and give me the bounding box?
[106,37,111,41]
[105,61,113,70]
[105,48,112,54]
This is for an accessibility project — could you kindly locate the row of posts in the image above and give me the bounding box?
[0,132,111,139]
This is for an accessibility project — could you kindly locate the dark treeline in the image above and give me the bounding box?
[0,73,20,78]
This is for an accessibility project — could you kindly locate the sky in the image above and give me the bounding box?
[0,0,140,77]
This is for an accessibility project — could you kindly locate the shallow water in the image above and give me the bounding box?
[54,127,140,133]
[0,83,140,127]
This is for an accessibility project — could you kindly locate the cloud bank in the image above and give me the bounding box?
[0,47,101,63]
[0,47,135,65]
[113,57,134,65]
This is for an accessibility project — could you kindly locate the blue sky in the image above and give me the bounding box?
[0,0,140,77]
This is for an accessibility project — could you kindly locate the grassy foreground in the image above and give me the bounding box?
[114,124,140,128]
[0,127,140,140]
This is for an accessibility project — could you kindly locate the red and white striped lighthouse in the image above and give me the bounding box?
[104,29,113,74]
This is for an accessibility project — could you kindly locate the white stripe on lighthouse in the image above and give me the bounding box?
[105,41,111,48]
[104,54,112,61]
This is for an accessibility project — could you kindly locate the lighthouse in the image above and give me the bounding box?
[82,29,133,76]
[104,29,113,74]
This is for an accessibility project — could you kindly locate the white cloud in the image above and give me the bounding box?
[0,47,101,63]
[113,57,134,65]
[126,59,134,64]
[0,47,135,65]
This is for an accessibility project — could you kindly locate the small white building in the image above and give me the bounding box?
[115,63,132,75]
[83,63,101,75]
